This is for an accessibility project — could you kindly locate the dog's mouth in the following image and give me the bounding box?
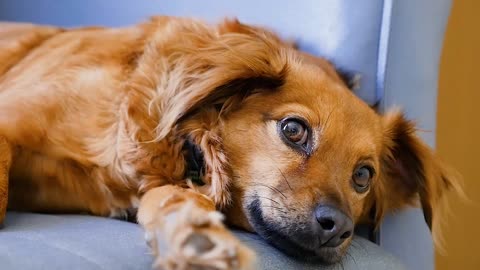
[246,198,349,264]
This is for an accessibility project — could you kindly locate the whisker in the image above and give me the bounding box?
[323,107,335,131]
[336,259,345,270]
[350,239,368,255]
[247,182,287,199]
[345,251,358,269]
[242,195,281,205]
[278,166,293,192]
[243,195,291,214]
[263,155,293,193]
[260,205,288,214]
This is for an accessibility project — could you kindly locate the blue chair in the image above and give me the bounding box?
[0,1,451,269]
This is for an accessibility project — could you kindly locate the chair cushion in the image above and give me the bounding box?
[1,212,405,270]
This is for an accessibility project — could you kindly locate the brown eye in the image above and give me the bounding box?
[278,117,312,155]
[281,119,308,145]
[352,166,373,193]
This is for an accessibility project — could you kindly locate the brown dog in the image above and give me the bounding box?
[0,17,458,269]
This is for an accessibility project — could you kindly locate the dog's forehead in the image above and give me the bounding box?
[281,64,379,126]
[275,64,383,153]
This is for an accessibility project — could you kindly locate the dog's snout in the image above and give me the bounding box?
[314,205,353,247]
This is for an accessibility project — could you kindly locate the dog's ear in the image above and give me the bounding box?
[335,69,361,91]
[154,19,289,140]
[147,19,289,207]
[372,110,461,245]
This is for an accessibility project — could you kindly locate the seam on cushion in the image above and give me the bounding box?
[376,0,393,108]
[2,234,107,270]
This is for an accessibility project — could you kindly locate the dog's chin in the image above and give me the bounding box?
[254,223,349,264]
[246,199,350,264]
[268,234,349,264]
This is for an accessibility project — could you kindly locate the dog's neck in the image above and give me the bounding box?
[183,139,206,186]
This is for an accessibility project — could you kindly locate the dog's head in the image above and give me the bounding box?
[152,18,459,263]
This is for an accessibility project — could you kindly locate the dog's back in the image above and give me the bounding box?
[0,22,147,215]
[0,23,61,77]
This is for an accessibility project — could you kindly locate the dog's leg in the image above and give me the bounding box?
[0,136,12,225]
[138,185,255,270]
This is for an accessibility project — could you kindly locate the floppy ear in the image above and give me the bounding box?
[373,110,461,245]
[153,19,289,140]
[144,19,289,207]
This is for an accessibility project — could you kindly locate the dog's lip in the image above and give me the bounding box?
[258,223,345,258]
[246,198,345,263]
[254,221,345,263]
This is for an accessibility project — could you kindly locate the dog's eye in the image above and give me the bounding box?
[282,120,307,144]
[352,166,373,193]
[278,118,311,154]
[280,119,308,144]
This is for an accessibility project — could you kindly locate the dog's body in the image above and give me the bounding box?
[0,17,458,269]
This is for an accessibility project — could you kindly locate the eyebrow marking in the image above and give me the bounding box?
[358,156,375,163]
[261,112,274,122]
[308,108,334,157]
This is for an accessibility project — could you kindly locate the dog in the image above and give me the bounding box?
[0,17,459,269]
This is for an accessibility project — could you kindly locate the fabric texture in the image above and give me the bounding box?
[0,212,405,270]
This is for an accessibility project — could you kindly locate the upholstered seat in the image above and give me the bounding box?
[0,0,452,269]
[0,212,405,270]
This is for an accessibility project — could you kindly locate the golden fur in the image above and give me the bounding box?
[0,17,459,269]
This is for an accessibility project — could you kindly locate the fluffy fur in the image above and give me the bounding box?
[0,17,459,269]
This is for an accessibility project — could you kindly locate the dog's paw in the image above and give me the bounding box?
[157,228,247,270]
[147,201,255,270]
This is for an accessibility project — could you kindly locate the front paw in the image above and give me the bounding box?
[146,202,255,270]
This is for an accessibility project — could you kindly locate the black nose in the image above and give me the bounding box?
[314,205,354,247]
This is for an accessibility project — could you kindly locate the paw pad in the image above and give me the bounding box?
[183,233,215,254]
